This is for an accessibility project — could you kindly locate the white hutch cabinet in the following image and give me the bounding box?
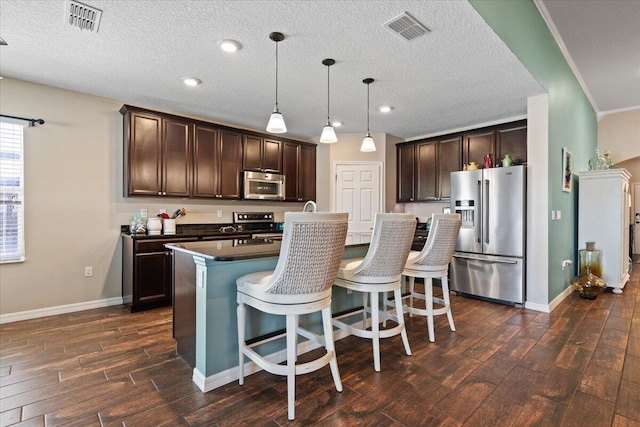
[578,169,632,293]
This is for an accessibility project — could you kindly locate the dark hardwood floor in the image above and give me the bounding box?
[1,260,639,426]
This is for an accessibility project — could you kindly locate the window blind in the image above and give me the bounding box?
[0,122,24,262]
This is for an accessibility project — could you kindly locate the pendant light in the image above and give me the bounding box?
[360,78,376,152]
[319,58,338,143]
[266,32,287,133]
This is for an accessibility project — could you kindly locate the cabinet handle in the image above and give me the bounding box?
[158,192,162,195]
[163,192,167,196]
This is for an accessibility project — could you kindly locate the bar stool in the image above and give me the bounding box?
[332,213,416,372]
[236,212,348,420]
[402,213,461,342]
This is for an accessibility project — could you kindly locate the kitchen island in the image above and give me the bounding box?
[166,238,368,392]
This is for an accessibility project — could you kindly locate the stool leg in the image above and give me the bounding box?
[294,314,299,362]
[237,302,246,385]
[425,278,435,342]
[408,276,415,317]
[382,291,388,328]
[286,314,297,420]
[322,306,343,392]
[371,291,381,372]
[362,292,368,329]
[442,275,456,332]
[394,288,412,356]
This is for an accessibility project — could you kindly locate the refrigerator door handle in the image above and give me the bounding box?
[454,254,518,265]
[476,180,482,243]
[485,179,490,244]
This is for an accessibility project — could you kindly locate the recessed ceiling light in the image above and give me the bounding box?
[332,121,343,127]
[218,39,242,53]
[182,77,201,87]
[378,106,393,113]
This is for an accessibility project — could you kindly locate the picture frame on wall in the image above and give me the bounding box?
[562,147,572,193]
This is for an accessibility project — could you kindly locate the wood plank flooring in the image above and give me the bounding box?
[1,260,639,426]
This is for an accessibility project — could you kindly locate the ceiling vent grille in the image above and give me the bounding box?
[65,0,102,33]
[383,12,430,42]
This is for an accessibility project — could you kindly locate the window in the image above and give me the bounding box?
[0,122,24,263]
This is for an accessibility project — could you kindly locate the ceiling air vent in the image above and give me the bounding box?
[65,0,102,33]
[383,12,430,42]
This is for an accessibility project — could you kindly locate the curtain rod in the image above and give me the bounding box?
[0,114,45,126]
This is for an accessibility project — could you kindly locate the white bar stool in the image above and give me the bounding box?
[402,213,461,342]
[236,212,348,420]
[332,213,416,372]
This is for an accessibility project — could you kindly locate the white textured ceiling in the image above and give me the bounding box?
[0,0,545,141]
[538,0,640,115]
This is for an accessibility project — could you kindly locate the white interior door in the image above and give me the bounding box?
[634,182,640,255]
[334,162,382,245]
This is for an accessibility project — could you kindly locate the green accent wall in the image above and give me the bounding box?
[469,0,597,302]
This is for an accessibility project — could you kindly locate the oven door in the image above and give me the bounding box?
[251,232,283,241]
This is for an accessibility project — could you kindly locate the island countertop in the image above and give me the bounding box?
[165,237,282,261]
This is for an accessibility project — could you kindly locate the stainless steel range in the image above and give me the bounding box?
[233,212,282,239]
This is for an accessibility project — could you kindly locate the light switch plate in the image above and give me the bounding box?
[557,210,562,220]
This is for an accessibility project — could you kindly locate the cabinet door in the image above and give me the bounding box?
[263,139,282,173]
[438,136,462,199]
[162,119,191,197]
[128,112,162,196]
[283,142,300,201]
[134,251,172,311]
[496,122,527,165]
[299,144,316,201]
[218,130,243,199]
[397,144,415,202]
[464,130,495,167]
[242,135,263,172]
[415,141,437,201]
[192,124,219,198]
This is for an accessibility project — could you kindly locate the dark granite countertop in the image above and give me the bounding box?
[166,238,282,261]
[120,223,282,240]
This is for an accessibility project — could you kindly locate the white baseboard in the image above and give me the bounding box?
[0,297,124,324]
[192,328,352,393]
[524,285,573,313]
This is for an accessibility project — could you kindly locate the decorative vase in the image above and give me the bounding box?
[572,241,607,299]
[484,154,493,169]
[501,154,513,167]
[588,147,607,171]
[147,218,162,236]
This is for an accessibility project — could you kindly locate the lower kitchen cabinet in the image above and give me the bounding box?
[123,236,196,312]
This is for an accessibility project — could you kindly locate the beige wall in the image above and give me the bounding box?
[598,109,640,164]
[0,78,307,317]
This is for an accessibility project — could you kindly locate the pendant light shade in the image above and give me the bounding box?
[266,32,287,134]
[360,78,376,152]
[319,58,337,143]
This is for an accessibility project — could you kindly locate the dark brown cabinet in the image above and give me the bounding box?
[463,120,527,167]
[243,135,282,173]
[192,125,243,199]
[122,107,191,197]
[283,141,316,202]
[123,237,195,312]
[397,136,461,202]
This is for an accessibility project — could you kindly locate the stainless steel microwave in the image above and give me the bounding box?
[243,171,285,200]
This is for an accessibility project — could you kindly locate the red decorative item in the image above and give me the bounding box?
[484,154,493,168]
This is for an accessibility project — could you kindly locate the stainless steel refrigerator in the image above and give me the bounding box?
[449,165,526,304]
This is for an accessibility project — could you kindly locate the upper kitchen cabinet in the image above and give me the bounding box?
[121,105,191,197]
[463,120,527,167]
[496,120,527,166]
[396,144,415,202]
[283,141,316,202]
[396,136,461,202]
[463,129,495,167]
[192,125,243,199]
[242,135,282,173]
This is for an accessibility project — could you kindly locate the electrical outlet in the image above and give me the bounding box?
[551,210,556,220]
[217,210,223,218]
[84,266,93,277]
[141,209,148,218]
[556,210,562,220]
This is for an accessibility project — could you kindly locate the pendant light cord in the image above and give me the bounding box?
[366,82,370,135]
[274,41,279,110]
[326,64,330,123]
